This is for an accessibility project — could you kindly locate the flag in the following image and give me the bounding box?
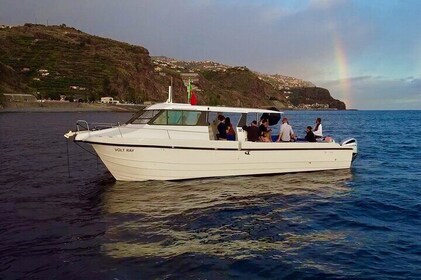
[190,90,198,105]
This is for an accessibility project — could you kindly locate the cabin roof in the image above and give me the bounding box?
[146,102,282,114]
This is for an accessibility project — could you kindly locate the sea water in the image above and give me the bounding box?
[0,110,420,279]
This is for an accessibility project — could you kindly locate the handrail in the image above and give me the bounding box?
[76,120,120,132]
[76,120,89,131]
[91,122,120,130]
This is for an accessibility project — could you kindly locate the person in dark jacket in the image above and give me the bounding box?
[258,119,271,142]
[305,126,317,142]
[217,115,227,140]
[243,120,260,142]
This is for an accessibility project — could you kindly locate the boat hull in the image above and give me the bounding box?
[90,142,355,181]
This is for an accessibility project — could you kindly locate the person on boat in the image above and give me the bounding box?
[276,117,295,142]
[304,126,317,142]
[217,115,227,140]
[225,117,236,141]
[243,120,260,142]
[259,115,268,126]
[259,119,272,142]
[314,117,323,139]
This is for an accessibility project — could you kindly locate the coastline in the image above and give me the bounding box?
[0,102,144,113]
[1,101,353,113]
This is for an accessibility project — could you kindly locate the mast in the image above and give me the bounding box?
[166,77,173,103]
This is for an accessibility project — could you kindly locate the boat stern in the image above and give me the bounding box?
[341,138,358,162]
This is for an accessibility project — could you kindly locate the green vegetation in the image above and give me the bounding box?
[0,24,184,102]
[199,67,283,107]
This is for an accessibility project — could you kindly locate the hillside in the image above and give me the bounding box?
[0,24,186,103]
[153,56,315,89]
[0,62,30,93]
[0,24,346,109]
[199,66,286,107]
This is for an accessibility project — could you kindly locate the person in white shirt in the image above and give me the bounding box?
[314,117,323,138]
[276,117,295,142]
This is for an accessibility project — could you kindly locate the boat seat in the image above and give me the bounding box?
[237,128,247,142]
[209,123,218,140]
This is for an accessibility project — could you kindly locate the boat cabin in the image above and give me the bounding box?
[126,103,282,141]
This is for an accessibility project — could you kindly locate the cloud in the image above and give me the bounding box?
[319,76,421,109]
[0,0,370,77]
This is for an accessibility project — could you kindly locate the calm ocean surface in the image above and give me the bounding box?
[0,110,420,279]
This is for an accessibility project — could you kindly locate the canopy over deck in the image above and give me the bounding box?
[146,103,283,114]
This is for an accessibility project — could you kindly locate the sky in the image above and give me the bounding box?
[1,0,420,109]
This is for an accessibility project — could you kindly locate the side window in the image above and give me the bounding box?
[183,111,201,125]
[208,112,219,125]
[152,110,202,125]
[168,111,183,125]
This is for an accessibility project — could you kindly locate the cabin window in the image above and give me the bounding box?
[168,111,182,125]
[153,111,168,125]
[127,110,160,124]
[183,111,202,125]
[152,110,202,126]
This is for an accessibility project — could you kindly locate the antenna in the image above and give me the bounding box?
[166,77,173,103]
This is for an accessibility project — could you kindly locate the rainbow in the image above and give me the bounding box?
[333,36,352,108]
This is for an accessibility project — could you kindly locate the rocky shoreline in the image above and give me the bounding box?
[1,101,352,113]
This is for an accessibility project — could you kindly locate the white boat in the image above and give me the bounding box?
[64,92,357,181]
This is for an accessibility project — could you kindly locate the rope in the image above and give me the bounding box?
[66,139,101,177]
[66,139,71,178]
[74,141,98,157]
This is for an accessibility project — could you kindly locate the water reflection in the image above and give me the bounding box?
[100,170,354,265]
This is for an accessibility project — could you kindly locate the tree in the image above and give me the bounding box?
[0,93,6,107]
[102,77,111,96]
[127,87,137,103]
[88,91,98,102]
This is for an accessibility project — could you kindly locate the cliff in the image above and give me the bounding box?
[0,24,346,109]
[0,24,186,103]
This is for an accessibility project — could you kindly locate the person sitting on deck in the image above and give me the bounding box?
[276,117,295,142]
[242,120,260,142]
[304,126,317,142]
[259,115,267,126]
[225,117,236,141]
[259,119,272,142]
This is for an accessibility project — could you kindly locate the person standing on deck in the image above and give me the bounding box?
[217,115,227,140]
[314,117,323,139]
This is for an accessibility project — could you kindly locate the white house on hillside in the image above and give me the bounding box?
[101,97,114,103]
[101,97,120,104]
